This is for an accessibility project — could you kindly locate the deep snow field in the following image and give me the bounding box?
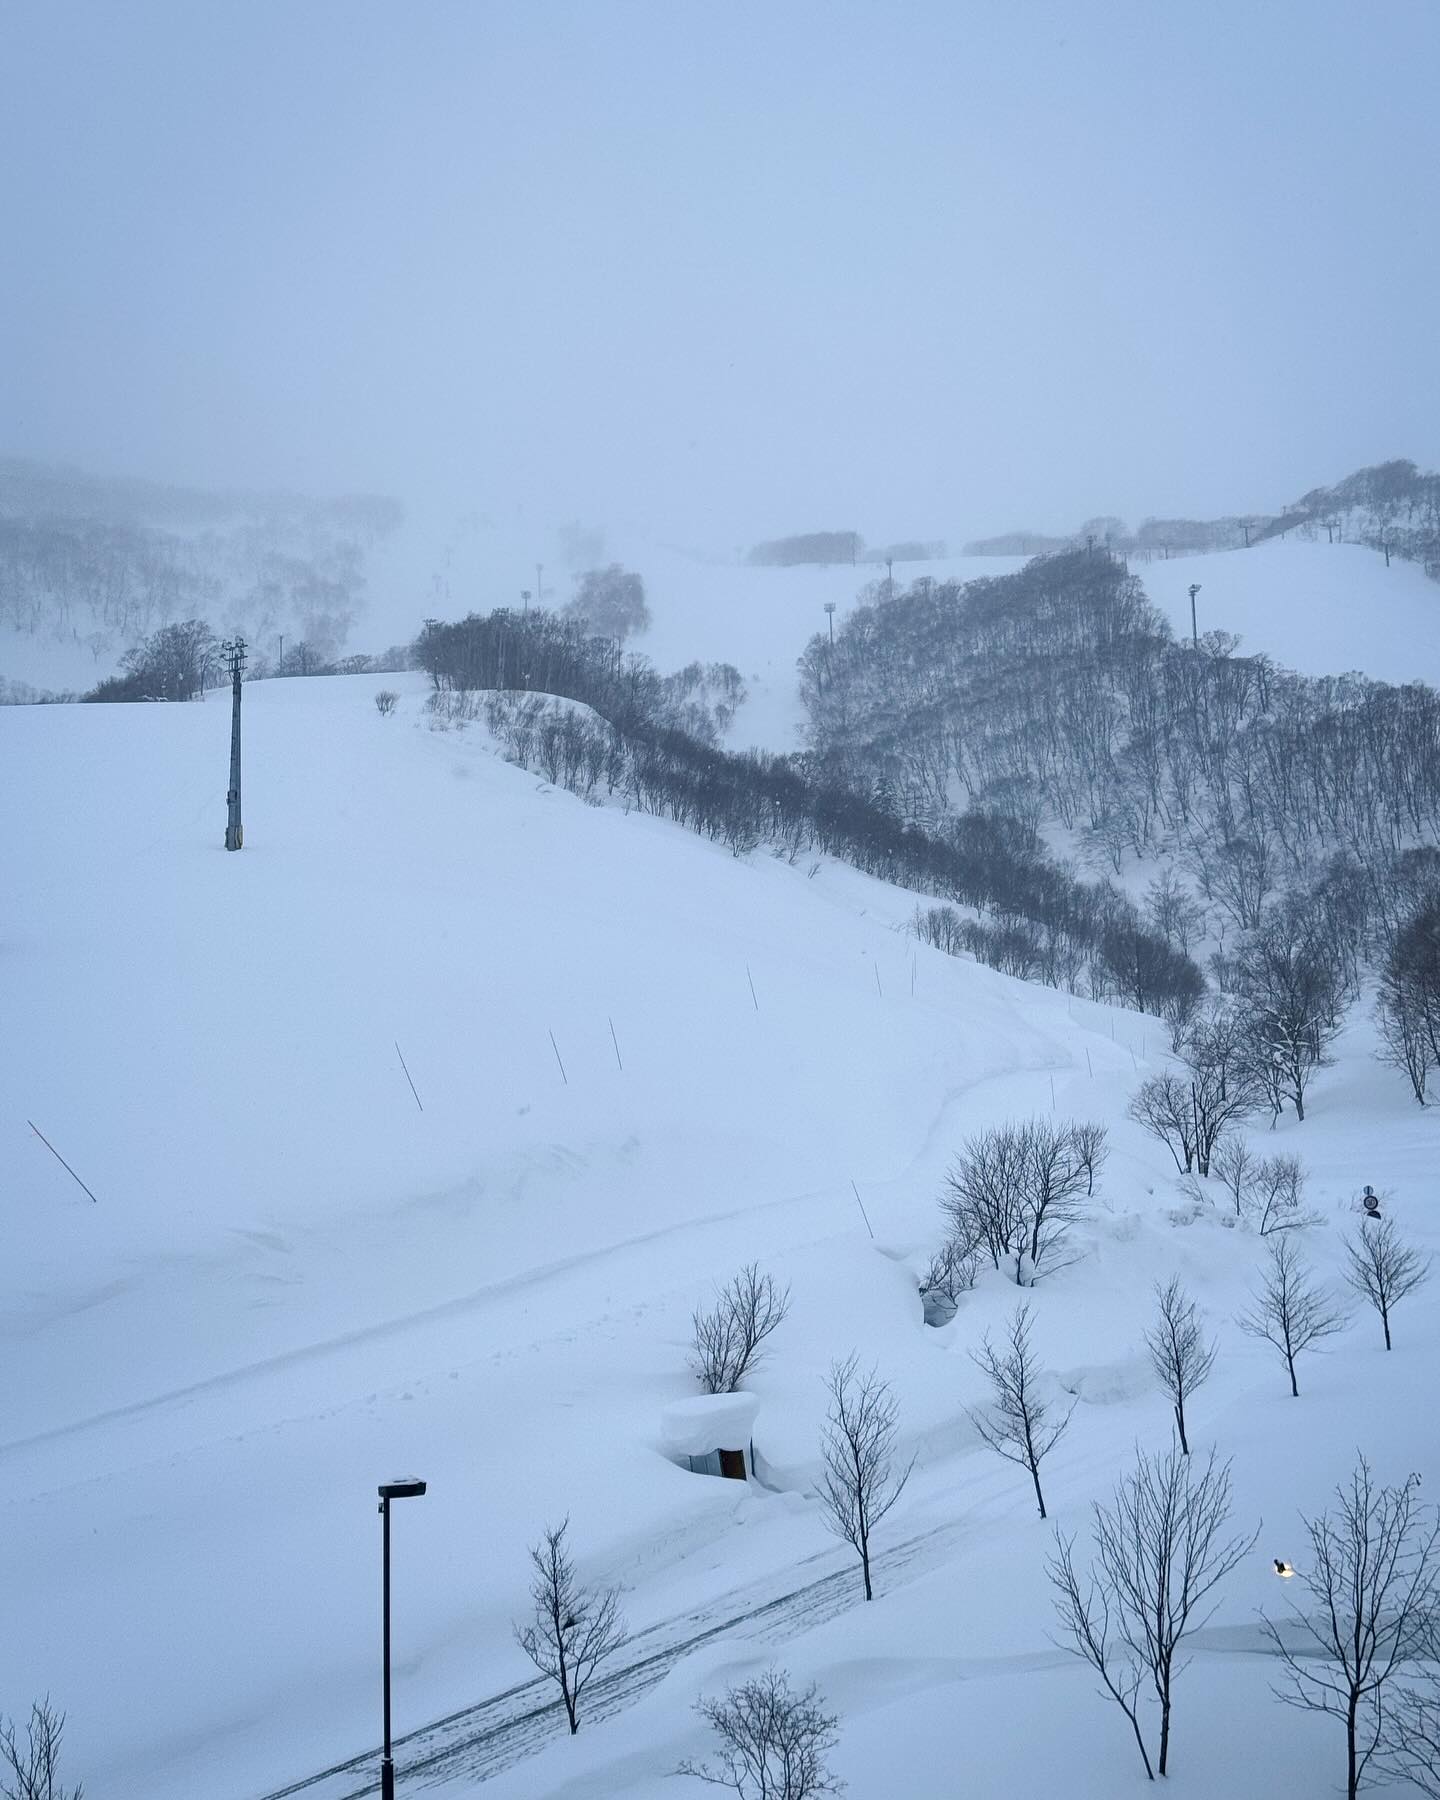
[3,561,1439,1800]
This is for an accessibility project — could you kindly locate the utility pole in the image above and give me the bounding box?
[221,637,246,850]
[535,563,544,607]
[1188,584,1202,650]
[824,600,836,644]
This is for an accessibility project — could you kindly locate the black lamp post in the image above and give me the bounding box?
[378,1478,427,1800]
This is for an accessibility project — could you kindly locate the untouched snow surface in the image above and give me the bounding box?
[3,673,1439,1800]
[1140,538,1440,683]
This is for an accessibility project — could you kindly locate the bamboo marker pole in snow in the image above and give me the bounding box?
[1086,1048,1094,1079]
[28,1121,99,1203]
[874,963,883,998]
[746,965,759,1012]
[911,956,916,997]
[394,1043,424,1112]
[1050,1074,1056,1110]
[548,1030,569,1085]
[608,1016,623,1071]
[850,1180,875,1239]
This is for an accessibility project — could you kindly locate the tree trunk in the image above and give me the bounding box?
[1175,1399,1190,1455]
[1287,1352,1299,1398]
[1031,1462,1047,1521]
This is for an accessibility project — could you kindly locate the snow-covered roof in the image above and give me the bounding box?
[660,1391,761,1456]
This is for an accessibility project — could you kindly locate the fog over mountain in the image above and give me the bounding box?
[3,1,1438,549]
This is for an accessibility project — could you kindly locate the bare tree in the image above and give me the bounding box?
[1182,1006,1264,1174]
[1210,1135,1257,1216]
[941,1123,1029,1281]
[1249,1153,1315,1236]
[1022,1119,1094,1278]
[1068,1120,1110,1196]
[1343,1217,1430,1351]
[1049,1448,1257,1780]
[1144,1277,1217,1455]
[374,688,398,715]
[1383,1615,1440,1797]
[969,1304,1074,1519]
[1264,1456,1440,1800]
[819,1355,913,1600]
[1128,1072,1197,1175]
[0,1700,83,1800]
[1238,1237,1346,1397]
[515,1518,626,1734]
[691,1264,791,1394]
[677,1669,845,1798]
[940,1119,1098,1285]
[919,1235,979,1323]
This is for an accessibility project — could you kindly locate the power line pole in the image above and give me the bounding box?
[221,637,247,850]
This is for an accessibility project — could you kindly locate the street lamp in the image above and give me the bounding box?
[823,601,836,645]
[378,1478,427,1800]
[1187,583,1202,649]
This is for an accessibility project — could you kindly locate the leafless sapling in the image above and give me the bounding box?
[1048,1447,1257,1780]
[0,1699,83,1800]
[1343,1216,1430,1351]
[1068,1120,1110,1196]
[691,1263,791,1394]
[1210,1135,1256,1217]
[1144,1276,1217,1455]
[374,689,399,715]
[677,1668,845,1798]
[969,1303,1074,1519]
[819,1355,913,1600]
[1238,1236,1346,1397]
[919,1236,979,1323]
[1264,1456,1440,1800]
[1248,1152,1315,1235]
[514,1518,626,1734]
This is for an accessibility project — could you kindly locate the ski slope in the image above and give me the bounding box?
[1140,538,1440,684]
[3,673,1439,1800]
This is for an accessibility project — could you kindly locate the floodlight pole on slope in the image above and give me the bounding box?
[222,636,246,850]
[1188,584,1201,650]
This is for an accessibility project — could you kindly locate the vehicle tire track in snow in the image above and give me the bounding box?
[252,1512,974,1800]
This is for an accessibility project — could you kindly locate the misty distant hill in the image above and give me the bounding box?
[0,456,404,685]
[965,458,1440,578]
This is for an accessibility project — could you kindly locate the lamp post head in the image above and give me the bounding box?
[379,1478,427,1501]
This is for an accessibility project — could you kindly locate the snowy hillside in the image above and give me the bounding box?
[1139,539,1440,684]
[3,675,1438,1800]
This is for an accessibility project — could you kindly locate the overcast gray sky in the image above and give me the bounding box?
[3,0,1437,546]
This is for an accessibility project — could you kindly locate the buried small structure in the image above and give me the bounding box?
[661,1392,761,1480]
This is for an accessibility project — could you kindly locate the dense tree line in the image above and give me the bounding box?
[418,606,1203,1015]
[802,547,1440,1063]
